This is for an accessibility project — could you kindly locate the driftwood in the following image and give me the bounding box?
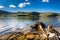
[47,25,59,33]
[0,22,60,40]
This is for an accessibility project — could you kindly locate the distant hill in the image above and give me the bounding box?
[39,12,59,17]
[0,10,60,17]
[0,10,12,14]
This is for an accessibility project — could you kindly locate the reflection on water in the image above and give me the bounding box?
[0,17,60,35]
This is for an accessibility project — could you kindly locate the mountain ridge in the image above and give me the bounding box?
[0,10,60,14]
[0,10,60,17]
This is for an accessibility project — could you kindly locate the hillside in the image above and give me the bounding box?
[0,10,60,17]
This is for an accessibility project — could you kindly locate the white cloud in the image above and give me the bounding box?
[24,2,30,5]
[9,4,16,8]
[0,6,4,8]
[18,3,25,8]
[42,0,49,2]
[18,2,30,8]
[25,0,28,1]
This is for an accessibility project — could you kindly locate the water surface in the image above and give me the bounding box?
[0,17,60,35]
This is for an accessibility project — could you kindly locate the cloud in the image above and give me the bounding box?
[42,0,49,2]
[0,6,4,8]
[25,0,28,1]
[18,2,30,8]
[9,4,16,8]
[24,2,30,5]
[18,3,25,8]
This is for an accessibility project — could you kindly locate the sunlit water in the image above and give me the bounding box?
[0,17,60,35]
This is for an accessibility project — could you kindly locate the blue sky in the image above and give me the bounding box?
[0,0,60,13]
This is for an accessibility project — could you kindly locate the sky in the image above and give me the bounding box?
[0,0,60,13]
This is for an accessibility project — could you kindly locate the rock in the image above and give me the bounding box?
[49,33,59,40]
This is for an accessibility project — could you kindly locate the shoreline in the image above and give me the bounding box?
[55,27,60,33]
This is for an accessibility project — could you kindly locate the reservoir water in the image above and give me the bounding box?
[0,17,60,35]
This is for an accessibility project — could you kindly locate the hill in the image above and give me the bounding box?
[0,10,60,17]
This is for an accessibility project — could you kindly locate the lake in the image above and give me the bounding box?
[0,17,60,35]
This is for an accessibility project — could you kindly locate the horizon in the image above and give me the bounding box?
[0,10,60,13]
[0,0,60,13]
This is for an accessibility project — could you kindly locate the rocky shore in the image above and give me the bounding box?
[0,22,60,40]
